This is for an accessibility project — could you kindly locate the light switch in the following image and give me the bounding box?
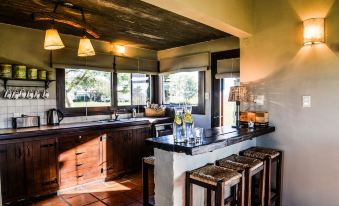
[254,95,265,105]
[205,92,210,100]
[302,96,311,108]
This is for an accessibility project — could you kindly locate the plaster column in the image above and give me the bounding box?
[154,139,256,206]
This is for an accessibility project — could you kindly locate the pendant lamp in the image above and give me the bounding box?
[78,36,95,57]
[44,28,65,50]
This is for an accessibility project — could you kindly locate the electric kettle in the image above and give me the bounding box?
[47,109,64,125]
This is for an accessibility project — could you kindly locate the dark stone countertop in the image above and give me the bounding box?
[145,126,275,155]
[0,117,172,140]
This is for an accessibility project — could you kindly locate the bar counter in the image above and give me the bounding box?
[146,126,275,155]
[146,125,275,206]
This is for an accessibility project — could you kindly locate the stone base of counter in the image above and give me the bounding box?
[154,139,256,206]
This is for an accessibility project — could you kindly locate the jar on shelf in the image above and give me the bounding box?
[13,65,27,79]
[38,69,47,80]
[27,68,38,80]
[0,64,12,79]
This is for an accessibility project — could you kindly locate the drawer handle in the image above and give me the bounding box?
[75,152,84,155]
[76,175,84,178]
[76,163,83,167]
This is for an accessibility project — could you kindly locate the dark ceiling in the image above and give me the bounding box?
[0,0,231,50]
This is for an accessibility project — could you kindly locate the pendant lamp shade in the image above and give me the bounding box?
[228,86,248,102]
[78,37,95,57]
[44,29,65,50]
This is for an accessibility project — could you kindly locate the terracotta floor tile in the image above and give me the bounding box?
[60,193,82,199]
[127,201,143,206]
[101,193,135,206]
[91,190,125,200]
[123,190,143,202]
[64,193,98,206]
[85,201,107,206]
[33,196,68,206]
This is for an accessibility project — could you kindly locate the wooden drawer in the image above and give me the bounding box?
[59,156,100,174]
[59,167,101,189]
[59,143,100,162]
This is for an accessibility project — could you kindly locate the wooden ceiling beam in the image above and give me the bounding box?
[32,12,100,38]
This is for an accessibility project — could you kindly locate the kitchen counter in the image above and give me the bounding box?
[0,117,172,140]
[146,126,275,155]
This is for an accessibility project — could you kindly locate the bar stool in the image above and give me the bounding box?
[142,156,155,206]
[240,147,282,206]
[186,163,244,206]
[216,154,265,206]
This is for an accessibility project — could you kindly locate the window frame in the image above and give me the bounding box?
[161,71,205,115]
[56,69,115,117]
[114,72,152,111]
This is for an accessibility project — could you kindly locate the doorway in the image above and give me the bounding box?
[211,49,240,128]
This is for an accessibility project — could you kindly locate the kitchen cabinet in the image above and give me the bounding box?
[58,131,102,189]
[24,138,58,197]
[103,125,151,179]
[0,142,25,203]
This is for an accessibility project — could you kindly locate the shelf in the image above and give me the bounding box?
[0,78,55,90]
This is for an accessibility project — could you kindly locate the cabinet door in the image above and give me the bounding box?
[25,138,58,197]
[128,126,151,170]
[0,143,25,203]
[104,130,128,178]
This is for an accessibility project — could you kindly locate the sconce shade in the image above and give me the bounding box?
[44,29,65,50]
[78,37,95,57]
[228,86,248,102]
[303,18,325,45]
[116,45,126,54]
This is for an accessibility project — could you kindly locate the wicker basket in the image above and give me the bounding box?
[144,108,166,117]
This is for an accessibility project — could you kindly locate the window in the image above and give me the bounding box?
[162,71,205,114]
[65,68,112,108]
[117,73,151,106]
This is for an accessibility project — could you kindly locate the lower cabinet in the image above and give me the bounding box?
[0,138,58,205]
[103,125,151,179]
[0,142,25,203]
[0,124,152,205]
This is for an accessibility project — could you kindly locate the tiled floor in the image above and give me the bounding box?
[32,172,154,206]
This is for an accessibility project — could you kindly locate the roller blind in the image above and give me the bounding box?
[215,57,240,79]
[52,48,113,71]
[114,56,158,75]
[159,52,209,75]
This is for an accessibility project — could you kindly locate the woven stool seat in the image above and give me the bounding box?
[143,156,155,166]
[190,164,241,186]
[242,147,280,160]
[218,154,263,172]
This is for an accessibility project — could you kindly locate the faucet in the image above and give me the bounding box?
[109,108,119,120]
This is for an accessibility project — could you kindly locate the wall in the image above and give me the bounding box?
[241,0,339,205]
[142,0,253,38]
[158,37,239,128]
[0,23,157,128]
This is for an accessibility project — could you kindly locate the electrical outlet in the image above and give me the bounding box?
[205,92,210,100]
[302,96,311,108]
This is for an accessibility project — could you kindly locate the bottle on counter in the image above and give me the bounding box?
[173,108,184,143]
[183,105,195,143]
[132,108,137,118]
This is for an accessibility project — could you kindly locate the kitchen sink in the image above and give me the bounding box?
[97,119,120,123]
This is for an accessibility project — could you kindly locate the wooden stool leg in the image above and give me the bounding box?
[244,169,251,206]
[264,157,272,206]
[276,153,283,206]
[238,175,245,206]
[185,172,192,206]
[215,181,225,206]
[207,189,212,206]
[142,161,149,206]
[260,164,266,206]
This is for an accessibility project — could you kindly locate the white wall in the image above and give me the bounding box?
[241,0,339,205]
[158,37,239,128]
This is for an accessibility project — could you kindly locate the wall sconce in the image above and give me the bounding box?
[303,18,325,45]
[116,45,126,54]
